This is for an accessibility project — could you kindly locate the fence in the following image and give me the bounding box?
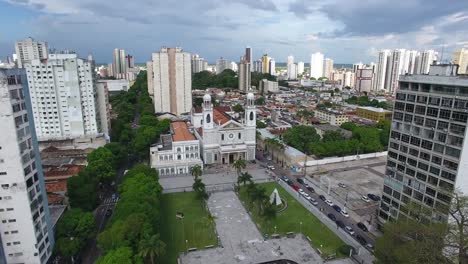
[162,177,274,194]
[299,151,388,167]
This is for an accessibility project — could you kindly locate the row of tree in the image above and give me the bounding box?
[346,95,391,109]
[192,70,276,90]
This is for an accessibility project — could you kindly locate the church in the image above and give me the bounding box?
[191,93,256,165]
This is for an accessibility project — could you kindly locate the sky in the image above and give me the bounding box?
[1,0,468,64]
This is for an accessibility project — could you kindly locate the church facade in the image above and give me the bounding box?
[192,93,256,165]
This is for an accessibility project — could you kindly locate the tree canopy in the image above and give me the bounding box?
[282,125,320,154]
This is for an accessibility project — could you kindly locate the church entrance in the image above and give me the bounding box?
[229,154,234,164]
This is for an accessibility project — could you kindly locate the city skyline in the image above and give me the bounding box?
[1,1,468,64]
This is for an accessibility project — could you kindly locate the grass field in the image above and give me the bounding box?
[239,182,347,257]
[159,192,218,264]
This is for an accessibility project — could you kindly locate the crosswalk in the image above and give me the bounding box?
[102,197,119,204]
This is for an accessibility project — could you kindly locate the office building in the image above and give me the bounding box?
[14,37,48,68]
[453,48,468,74]
[25,53,100,141]
[374,50,391,91]
[147,47,192,115]
[314,109,349,126]
[323,58,334,79]
[287,63,297,80]
[150,121,203,176]
[0,68,54,263]
[355,68,373,93]
[297,61,305,75]
[310,52,324,79]
[216,57,229,74]
[112,48,127,79]
[259,79,279,94]
[238,58,251,92]
[191,54,208,73]
[379,64,468,225]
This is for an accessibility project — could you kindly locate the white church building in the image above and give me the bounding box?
[191,93,256,164]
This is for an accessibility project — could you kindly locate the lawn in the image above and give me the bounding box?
[159,192,218,264]
[239,182,347,257]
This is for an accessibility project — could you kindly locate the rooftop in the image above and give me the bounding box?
[172,121,196,142]
[357,106,391,113]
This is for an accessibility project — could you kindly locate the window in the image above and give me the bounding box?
[250,112,254,121]
[238,133,241,139]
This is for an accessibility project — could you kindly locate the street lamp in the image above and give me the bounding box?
[185,240,188,253]
[274,226,277,234]
[300,221,302,234]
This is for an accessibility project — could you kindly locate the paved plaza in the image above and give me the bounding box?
[179,191,354,264]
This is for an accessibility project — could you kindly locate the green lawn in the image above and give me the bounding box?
[159,192,218,264]
[239,182,347,257]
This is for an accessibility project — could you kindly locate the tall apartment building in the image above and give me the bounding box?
[112,48,127,79]
[355,68,373,93]
[287,55,294,65]
[262,54,270,74]
[379,64,468,225]
[238,58,251,92]
[25,53,100,141]
[297,61,305,75]
[310,52,324,79]
[215,57,228,74]
[0,68,54,263]
[323,58,334,79]
[287,63,297,80]
[352,62,364,73]
[374,50,391,91]
[95,82,111,137]
[191,54,208,73]
[245,47,252,71]
[14,37,48,68]
[453,48,468,74]
[147,47,192,115]
[253,60,263,73]
[269,59,276,75]
[416,50,437,74]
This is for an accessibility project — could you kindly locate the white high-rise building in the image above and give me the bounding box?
[269,59,276,75]
[287,63,297,80]
[216,57,229,74]
[147,47,192,115]
[229,61,238,72]
[344,71,355,88]
[310,52,324,79]
[374,50,391,91]
[253,60,263,73]
[238,58,251,92]
[297,61,304,75]
[112,48,127,79]
[191,54,208,73]
[386,49,409,93]
[417,50,438,74]
[25,53,100,141]
[323,58,334,79]
[287,55,294,65]
[0,68,54,263]
[453,48,468,74]
[404,50,419,74]
[14,37,48,68]
[352,62,364,73]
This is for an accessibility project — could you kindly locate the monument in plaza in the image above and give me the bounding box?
[270,188,282,206]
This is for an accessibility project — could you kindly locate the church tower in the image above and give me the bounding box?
[203,94,213,129]
[245,92,256,127]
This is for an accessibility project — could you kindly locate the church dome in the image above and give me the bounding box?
[203,94,211,101]
[247,93,255,100]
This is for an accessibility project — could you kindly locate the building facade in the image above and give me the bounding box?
[238,58,251,92]
[374,50,391,91]
[259,79,279,94]
[355,68,373,93]
[147,47,192,115]
[95,82,111,137]
[323,58,334,79]
[297,61,304,75]
[379,64,468,225]
[310,52,324,79]
[25,53,100,141]
[191,54,208,73]
[150,121,203,176]
[453,48,468,74]
[287,63,297,80]
[216,57,229,74]
[314,109,349,126]
[14,37,48,69]
[192,94,256,164]
[0,68,54,263]
[356,106,392,122]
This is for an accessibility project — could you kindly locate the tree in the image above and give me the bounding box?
[190,165,203,180]
[233,104,244,113]
[67,171,98,211]
[283,126,320,153]
[193,178,208,200]
[445,191,468,263]
[238,172,253,186]
[322,131,344,142]
[193,97,204,107]
[256,120,267,128]
[87,161,116,183]
[232,159,246,176]
[96,247,143,264]
[255,96,265,105]
[138,233,166,264]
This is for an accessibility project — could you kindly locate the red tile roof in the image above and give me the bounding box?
[47,193,65,205]
[46,179,68,194]
[171,121,196,142]
[213,108,230,125]
[43,164,84,179]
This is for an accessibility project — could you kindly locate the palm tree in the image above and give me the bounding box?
[191,165,203,180]
[193,178,208,200]
[252,186,268,214]
[138,233,166,264]
[238,172,253,186]
[232,159,246,176]
[265,138,284,162]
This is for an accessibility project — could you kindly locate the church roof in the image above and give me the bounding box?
[213,108,230,125]
[172,121,196,142]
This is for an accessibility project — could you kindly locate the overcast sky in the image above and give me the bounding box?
[1,0,468,64]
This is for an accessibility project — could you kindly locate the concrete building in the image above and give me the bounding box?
[25,53,100,141]
[253,60,263,73]
[95,82,111,137]
[352,62,364,73]
[259,79,279,94]
[216,57,229,74]
[379,64,468,225]
[245,47,252,64]
[374,50,391,91]
[312,124,352,139]
[287,63,297,80]
[452,48,468,74]
[147,47,192,115]
[150,121,203,176]
[416,50,437,74]
[0,68,54,263]
[269,59,276,75]
[192,94,256,164]
[191,54,208,73]
[287,55,294,65]
[314,109,349,126]
[310,52,324,79]
[230,61,238,72]
[262,54,270,74]
[15,37,48,68]
[97,79,130,96]
[356,106,392,122]
[297,61,305,75]
[238,58,251,92]
[112,48,127,79]
[386,49,408,93]
[344,71,355,88]
[323,58,334,79]
[126,54,135,68]
[355,68,374,93]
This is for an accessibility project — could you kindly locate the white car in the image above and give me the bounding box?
[345,226,355,236]
[309,198,318,206]
[341,210,349,217]
[325,199,334,206]
[304,183,310,188]
[298,189,305,194]
[361,195,370,202]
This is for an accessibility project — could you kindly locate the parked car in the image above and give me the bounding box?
[332,205,341,213]
[367,194,381,201]
[292,185,300,191]
[366,243,375,251]
[341,210,349,218]
[336,220,345,228]
[301,192,311,199]
[297,178,305,184]
[309,198,318,206]
[280,176,288,182]
[345,226,355,236]
[327,213,337,221]
[306,186,315,193]
[357,222,368,232]
[361,195,370,203]
[338,183,347,188]
[356,235,367,246]
[319,195,326,201]
[287,180,294,186]
[325,200,334,207]
[267,165,275,170]
[303,183,310,188]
